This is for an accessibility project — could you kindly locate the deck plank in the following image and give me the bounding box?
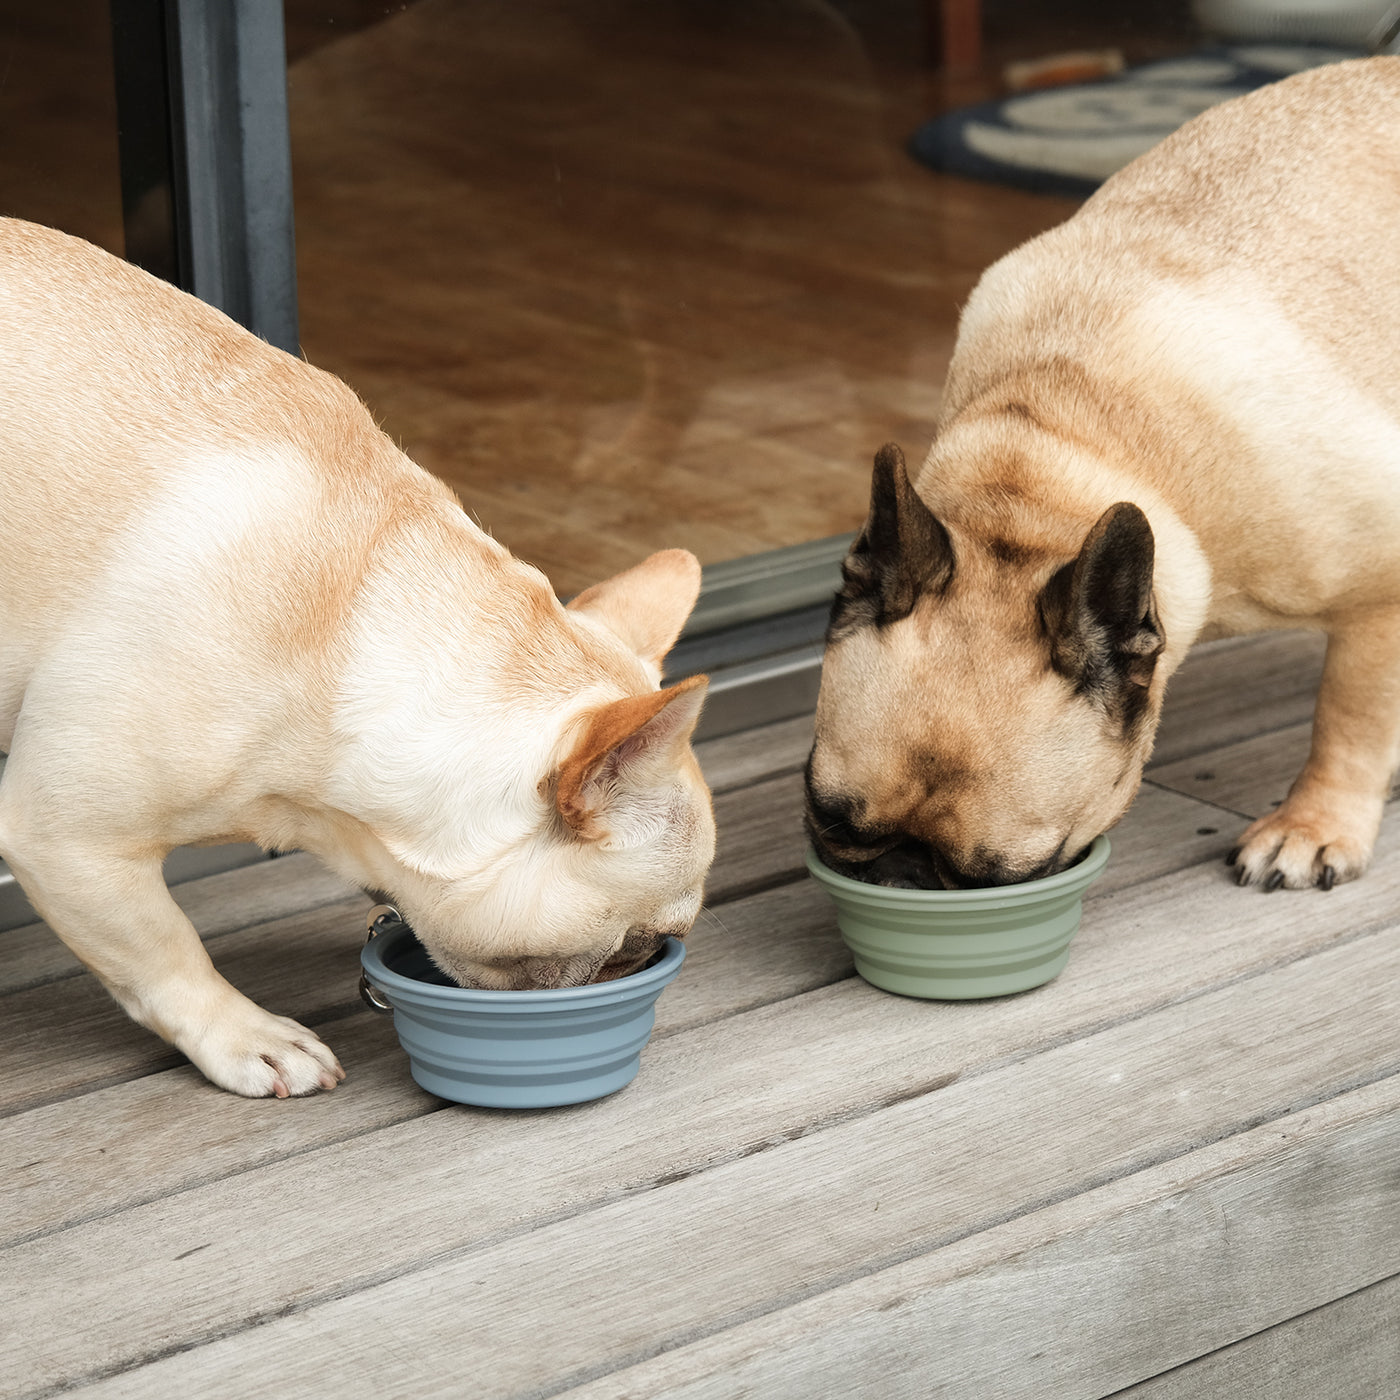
[8,802,1400,1395]
[708,771,808,902]
[0,708,810,999]
[2,628,1390,1400]
[0,730,829,1116]
[1147,723,1311,822]
[0,852,356,996]
[0,783,1228,1248]
[0,896,372,1117]
[0,742,1263,1108]
[1095,783,1235,887]
[0,1012,431,1248]
[0,806,819,1119]
[0,627,1307,997]
[1113,1273,1400,1399]
[694,712,813,794]
[551,1079,1400,1400]
[1150,631,1324,767]
[53,939,1400,1398]
[0,877,850,1246]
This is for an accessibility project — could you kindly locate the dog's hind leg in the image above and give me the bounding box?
[1231,608,1400,890]
[0,794,344,1097]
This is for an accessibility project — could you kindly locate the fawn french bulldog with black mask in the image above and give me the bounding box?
[808,59,1400,896]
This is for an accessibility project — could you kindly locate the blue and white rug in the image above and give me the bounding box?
[909,44,1363,198]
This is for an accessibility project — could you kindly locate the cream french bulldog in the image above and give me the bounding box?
[807,58,1400,893]
[0,217,715,1098]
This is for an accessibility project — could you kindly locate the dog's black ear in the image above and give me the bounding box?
[1042,502,1164,697]
[829,443,953,642]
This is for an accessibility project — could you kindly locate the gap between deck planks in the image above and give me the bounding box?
[0,770,1232,1241]
[0,708,815,994]
[543,1079,1400,1400]
[0,626,1324,1000]
[1147,629,1324,766]
[0,710,1250,1121]
[0,852,357,995]
[1110,1271,1400,1399]
[0,710,816,1116]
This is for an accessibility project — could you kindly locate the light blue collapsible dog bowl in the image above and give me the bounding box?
[360,916,685,1108]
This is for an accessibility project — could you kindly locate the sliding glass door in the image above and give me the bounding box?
[3,0,1221,751]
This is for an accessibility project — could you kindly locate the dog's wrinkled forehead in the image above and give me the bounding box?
[814,595,1034,803]
[822,441,1164,735]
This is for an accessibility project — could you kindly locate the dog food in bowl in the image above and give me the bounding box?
[359,908,685,1108]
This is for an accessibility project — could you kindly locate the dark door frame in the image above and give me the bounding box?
[109,0,299,355]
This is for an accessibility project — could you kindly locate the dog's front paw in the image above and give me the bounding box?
[182,1010,346,1098]
[1228,789,1382,891]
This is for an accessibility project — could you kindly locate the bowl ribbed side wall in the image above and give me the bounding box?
[832,889,1084,999]
[361,931,686,1108]
[805,836,1109,1000]
[389,995,663,1108]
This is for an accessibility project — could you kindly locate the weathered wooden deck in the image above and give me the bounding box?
[4,629,1400,1398]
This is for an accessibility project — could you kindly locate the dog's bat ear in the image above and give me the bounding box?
[553,675,709,838]
[830,443,953,641]
[567,549,703,669]
[1043,502,1164,694]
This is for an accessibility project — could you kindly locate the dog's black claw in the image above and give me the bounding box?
[1264,870,1285,892]
[1235,865,1250,887]
[1225,846,1241,867]
[1320,864,1337,891]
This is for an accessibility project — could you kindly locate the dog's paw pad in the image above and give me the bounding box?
[186,1013,344,1098]
[1231,794,1379,891]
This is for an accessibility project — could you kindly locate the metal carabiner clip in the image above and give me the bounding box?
[358,904,402,1015]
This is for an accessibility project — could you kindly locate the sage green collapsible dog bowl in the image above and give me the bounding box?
[805,835,1110,1000]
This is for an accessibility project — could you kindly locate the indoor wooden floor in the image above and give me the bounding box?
[0,0,1193,594]
[5,627,1400,1397]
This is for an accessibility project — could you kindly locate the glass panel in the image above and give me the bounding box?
[286,0,1201,599]
[3,0,1203,607]
[0,0,123,255]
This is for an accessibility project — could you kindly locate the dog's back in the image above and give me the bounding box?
[935,57,1400,638]
[0,219,437,587]
[948,57,1400,422]
[0,218,493,752]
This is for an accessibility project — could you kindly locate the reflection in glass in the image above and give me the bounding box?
[288,1,1195,594]
[0,0,123,255]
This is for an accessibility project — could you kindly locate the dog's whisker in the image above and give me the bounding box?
[693,906,732,938]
